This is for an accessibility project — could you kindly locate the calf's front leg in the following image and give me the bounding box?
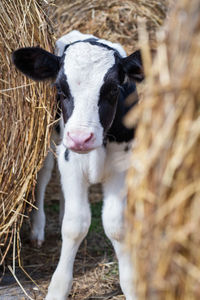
[102,171,137,300]
[46,150,91,300]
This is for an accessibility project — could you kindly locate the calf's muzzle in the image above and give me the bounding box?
[66,130,95,152]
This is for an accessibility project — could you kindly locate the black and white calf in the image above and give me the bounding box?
[13,31,143,300]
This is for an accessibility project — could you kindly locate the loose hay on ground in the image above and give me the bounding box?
[126,0,200,299]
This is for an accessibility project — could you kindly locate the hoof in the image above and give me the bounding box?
[30,238,44,248]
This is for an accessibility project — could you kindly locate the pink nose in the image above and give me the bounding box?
[67,131,94,151]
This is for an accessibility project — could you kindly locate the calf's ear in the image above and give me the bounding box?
[12,47,61,81]
[122,50,144,82]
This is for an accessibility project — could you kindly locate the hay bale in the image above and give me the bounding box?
[126,0,200,299]
[0,0,55,263]
[0,0,167,264]
[54,0,167,53]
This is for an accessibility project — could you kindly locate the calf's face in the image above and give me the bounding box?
[13,41,143,153]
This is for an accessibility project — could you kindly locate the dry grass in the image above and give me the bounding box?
[0,0,168,266]
[0,1,170,299]
[0,0,56,264]
[54,0,167,53]
[126,0,200,299]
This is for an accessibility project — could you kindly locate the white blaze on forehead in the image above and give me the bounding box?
[64,42,115,99]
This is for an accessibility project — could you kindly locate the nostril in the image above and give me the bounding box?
[85,133,93,143]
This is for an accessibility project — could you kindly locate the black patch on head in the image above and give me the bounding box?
[56,69,74,124]
[64,149,69,161]
[97,47,141,144]
[98,80,119,132]
[98,53,126,134]
[106,82,138,143]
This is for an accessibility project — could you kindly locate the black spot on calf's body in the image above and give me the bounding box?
[64,149,69,161]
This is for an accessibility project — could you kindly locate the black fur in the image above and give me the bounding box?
[122,50,144,82]
[98,80,119,132]
[56,70,74,124]
[12,47,61,81]
[106,82,137,143]
[64,149,69,161]
[98,50,139,143]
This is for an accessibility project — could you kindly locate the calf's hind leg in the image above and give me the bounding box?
[102,171,136,300]
[30,151,54,247]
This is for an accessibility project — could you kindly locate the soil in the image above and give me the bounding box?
[0,165,124,300]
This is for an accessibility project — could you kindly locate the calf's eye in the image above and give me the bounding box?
[57,89,68,99]
[110,85,119,96]
[107,85,119,105]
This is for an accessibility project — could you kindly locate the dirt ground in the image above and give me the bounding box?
[0,165,125,300]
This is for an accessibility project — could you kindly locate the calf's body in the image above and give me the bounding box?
[13,30,143,300]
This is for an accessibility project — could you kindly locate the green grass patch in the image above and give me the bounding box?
[89,201,103,234]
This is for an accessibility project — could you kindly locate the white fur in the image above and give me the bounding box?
[45,31,136,300]
[62,42,115,148]
[55,30,126,58]
[55,30,96,56]
[46,142,136,300]
[30,150,54,246]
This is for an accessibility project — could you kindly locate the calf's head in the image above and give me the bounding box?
[13,41,143,153]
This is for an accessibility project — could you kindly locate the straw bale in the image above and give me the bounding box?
[54,0,168,54]
[126,0,200,299]
[0,0,55,264]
